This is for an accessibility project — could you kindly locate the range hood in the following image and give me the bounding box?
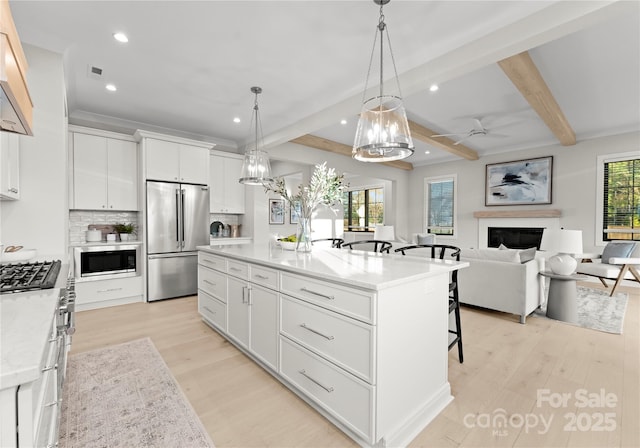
[0,1,33,136]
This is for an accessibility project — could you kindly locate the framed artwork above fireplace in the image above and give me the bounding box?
[485,156,552,206]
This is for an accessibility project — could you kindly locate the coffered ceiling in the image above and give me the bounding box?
[9,1,640,168]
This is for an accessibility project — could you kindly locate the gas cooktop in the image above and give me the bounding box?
[0,260,62,294]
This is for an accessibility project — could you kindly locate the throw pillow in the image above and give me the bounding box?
[601,242,636,264]
[498,243,508,250]
[518,247,537,263]
[417,234,436,245]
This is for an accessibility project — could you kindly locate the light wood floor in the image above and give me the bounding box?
[70,283,639,447]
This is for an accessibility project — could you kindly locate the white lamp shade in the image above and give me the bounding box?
[540,229,583,255]
[540,229,583,275]
[373,225,395,241]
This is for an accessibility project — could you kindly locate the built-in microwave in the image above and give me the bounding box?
[73,245,140,281]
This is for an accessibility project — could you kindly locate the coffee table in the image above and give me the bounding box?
[540,271,587,323]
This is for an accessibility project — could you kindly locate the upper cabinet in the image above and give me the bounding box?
[70,128,138,211]
[136,130,212,185]
[0,130,20,199]
[210,151,245,214]
[0,0,33,135]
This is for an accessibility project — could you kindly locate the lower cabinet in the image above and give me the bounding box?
[75,276,143,311]
[227,276,278,370]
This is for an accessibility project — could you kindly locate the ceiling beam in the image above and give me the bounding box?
[407,120,479,160]
[289,135,413,171]
[498,51,576,146]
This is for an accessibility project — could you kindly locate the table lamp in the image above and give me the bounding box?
[539,229,583,275]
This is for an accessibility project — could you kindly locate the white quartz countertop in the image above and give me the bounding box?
[70,240,143,247]
[0,289,59,389]
[197,244,468,291]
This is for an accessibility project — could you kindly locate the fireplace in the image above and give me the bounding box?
[488,227,545,249]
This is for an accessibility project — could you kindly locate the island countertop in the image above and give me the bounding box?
[197,243,468,291]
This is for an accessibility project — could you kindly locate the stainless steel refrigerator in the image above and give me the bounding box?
[146,181,210,301]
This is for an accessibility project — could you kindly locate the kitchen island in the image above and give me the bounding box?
[196,244,468,447]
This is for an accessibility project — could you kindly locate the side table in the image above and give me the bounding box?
[540,271,587,323]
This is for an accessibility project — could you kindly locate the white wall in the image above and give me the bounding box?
[0,44,68,261]
[246,141,410,244]
[407,131,640,253]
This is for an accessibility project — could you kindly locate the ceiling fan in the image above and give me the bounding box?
[431,117,509,145]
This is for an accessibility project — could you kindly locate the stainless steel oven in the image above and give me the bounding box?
[73,245,140,280]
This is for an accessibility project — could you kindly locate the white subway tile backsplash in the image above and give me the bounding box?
[69,210,139,243]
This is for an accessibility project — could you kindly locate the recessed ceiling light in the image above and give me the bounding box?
[113,32,128,43]
[106,84,117,92]
[233,117,241,123]
[429,84,439,92]
[340,119,347,125]
[425,150,430,154]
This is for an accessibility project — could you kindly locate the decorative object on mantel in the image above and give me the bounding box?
[473,209,561,219]
[534,286,628,334]
[59,338,214,448]
[352,0,414,163]
[264,162,346,252]
[239,86,274,185]
[540,228,583,275]
[485,156,552,206]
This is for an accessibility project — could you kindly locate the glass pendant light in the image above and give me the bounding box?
[239,86,274,185]
[353,0,414,162]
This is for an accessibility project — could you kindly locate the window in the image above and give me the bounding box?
[343,187,384,231]
[425,175,456,236]
[600,154,639,241]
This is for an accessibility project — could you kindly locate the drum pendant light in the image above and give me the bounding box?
[353,0,414,162]
[239,86,274,185]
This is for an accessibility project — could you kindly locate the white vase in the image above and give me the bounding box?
[296,216,312,252]
[120,233,129,242]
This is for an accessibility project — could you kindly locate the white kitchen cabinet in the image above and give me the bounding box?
[210,152,245,213]
[0,131,20,200]
[74,276,143,311]
[145,138,209,184]
[201,256,278,371]
[71,131,137,211]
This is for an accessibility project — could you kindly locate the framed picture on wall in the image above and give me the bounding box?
[290,200,301,224]
[269,198,285,224]
[485,156,553,206]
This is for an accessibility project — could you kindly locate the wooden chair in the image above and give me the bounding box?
[395,244,464,363]
[342,240,392,253]
[311,238,344,248]
[577,241,640,296]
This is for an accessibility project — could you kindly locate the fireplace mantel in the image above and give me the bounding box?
[473,209,562,219]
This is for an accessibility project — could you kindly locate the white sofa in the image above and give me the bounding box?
[458,247,545,324]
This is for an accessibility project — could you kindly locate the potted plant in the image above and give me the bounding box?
[113,222,137,242]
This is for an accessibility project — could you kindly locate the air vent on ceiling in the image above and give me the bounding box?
[87,65,103,79]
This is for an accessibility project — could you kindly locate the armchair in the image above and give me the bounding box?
[577,241,640,296]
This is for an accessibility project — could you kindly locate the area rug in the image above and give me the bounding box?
[59,338,214,448]
[534,286,628,334]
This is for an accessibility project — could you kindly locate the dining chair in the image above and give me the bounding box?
[394,244,464,363]
[342,240,392,253]
[311,238,344,248]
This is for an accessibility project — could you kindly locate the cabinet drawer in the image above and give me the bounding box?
[280,337,374,442]
[280,273,375,323]
[198,265,227,302]
[249,264,278,290]
[199,290,227,332]
[227,259,249,280]
[198,251,226,272]
[281,296,374,383]
[75,276,143,305]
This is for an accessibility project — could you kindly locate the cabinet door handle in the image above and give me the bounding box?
[254,274,269,280]
[248,287,253,306]
[230,267,242,272]
[299,323,334,340]
[202,259,218,267]
[299,369,334,393]
[42,363,58,372]
[98,287,123,293]
[241,286,247,304]
[203,306,216,315]
[204,280,216,286]
[300,287,334,300]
